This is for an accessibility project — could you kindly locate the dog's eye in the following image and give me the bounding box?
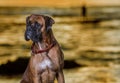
[28,21,30,24]
[27,21,31,26]
[35,21,41,28]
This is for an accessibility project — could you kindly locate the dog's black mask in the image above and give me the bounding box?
[25,15,55,42]
[25,19,42,42]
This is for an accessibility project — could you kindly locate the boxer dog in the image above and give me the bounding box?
[20,14,65,83]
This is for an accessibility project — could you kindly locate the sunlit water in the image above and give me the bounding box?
[0,7,120,83]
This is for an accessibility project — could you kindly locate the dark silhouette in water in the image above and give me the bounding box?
[0,58,82,75]
[82,5,87,17]
[0,58,29,75]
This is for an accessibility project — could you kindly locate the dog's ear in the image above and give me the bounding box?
[44,16,55,31]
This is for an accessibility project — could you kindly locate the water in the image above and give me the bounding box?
[0,7,120,83]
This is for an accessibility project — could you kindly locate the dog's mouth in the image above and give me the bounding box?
[25,30,42,42]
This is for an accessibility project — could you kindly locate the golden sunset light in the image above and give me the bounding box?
[0,0,120,83]
[0,0,120,7]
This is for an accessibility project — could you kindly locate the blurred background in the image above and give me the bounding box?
[0,0,120,83]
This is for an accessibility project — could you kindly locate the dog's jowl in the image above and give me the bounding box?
[20,14,65,83]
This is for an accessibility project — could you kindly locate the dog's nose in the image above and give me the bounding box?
[26,35,30,40]
[25,31,32,41]
[25,34,30,41]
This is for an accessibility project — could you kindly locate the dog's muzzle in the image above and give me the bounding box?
[25,32,31,41]
[25,26,32,41]
[25,22,42,42]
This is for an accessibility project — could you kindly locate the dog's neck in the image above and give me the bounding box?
[31,29,56,54]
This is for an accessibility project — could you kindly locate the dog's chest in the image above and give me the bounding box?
[38,58,52,70]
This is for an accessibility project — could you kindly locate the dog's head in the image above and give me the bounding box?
[25,14,55,42]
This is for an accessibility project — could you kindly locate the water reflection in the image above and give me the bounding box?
[0,7,120,83]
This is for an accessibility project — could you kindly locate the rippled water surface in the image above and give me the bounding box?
[0,7,120,83]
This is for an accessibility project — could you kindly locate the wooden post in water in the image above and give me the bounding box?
[82,5,87,17]
[81,0,87,22]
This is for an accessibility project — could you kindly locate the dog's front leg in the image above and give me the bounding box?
[56,70,65,83]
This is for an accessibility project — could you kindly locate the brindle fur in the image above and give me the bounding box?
[20,14,65,83]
